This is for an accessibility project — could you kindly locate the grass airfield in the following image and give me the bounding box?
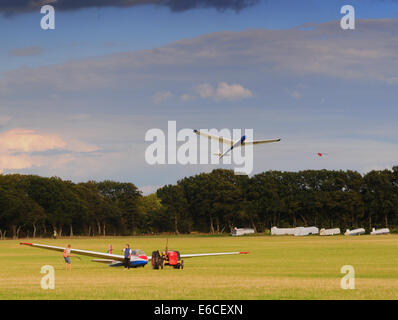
[0,234,397,300]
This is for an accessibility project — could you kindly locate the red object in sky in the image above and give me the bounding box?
[317,153,323,157]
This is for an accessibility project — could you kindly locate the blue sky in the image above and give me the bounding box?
[1,0,398,194]
[2,0,398,72]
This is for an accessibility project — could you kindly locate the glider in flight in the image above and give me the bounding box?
[194,130,281,159]
[20,242,248,268]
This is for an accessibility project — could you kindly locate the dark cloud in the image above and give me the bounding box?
[0,0,260,15]
[8,46,43,57]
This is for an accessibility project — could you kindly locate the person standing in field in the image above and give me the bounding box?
[63,244,72,271]
[53,230,57,239]
[122,244,132,270]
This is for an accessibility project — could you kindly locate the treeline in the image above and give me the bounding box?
[0,175,144,238]
[0,167,397,238]
[156,167,398,234]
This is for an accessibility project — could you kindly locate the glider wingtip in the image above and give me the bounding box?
[20,242,33,246]
[239,251,250,254]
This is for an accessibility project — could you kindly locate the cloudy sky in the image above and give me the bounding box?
[1,0,398,194]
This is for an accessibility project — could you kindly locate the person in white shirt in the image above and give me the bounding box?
[122,244,132,270]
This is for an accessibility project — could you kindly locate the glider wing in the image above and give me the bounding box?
[194,130,234,146]
[145,251,249,260]
[244,138,281,145]
[179,251,249,259]
[20,242,125,262]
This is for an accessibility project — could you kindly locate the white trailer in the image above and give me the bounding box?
[231,228,255,236]
[344,228,365,236]
[370,228,390,235]
[294,226,319,236]
[320,228,341,236]
[271,227,296,235]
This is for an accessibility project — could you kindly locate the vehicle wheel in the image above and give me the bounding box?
[151,251,160,269]
[181,260,184,269]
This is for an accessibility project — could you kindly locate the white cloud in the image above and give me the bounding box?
[0,129,99,171]
[152,90,174,104]
[0,129,66,152]
[180,93,195,102]
[215,82,253,100]
[195,83,215,99]
[195,82,253,101]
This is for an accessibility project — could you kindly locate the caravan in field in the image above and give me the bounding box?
[271,227,296,235]
[294,226,319,236]
[232,228,255,236]
[370,228,390,235]
[319,228,341,236]
[344,228,365,236]
[271,226,319,236]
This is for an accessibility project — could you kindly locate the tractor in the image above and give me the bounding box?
[151,250,183,269]
[151,242,184,270]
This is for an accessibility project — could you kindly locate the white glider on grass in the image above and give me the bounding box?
[20,242,249,268]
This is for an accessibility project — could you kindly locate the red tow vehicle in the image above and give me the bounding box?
[151,249,184,269]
